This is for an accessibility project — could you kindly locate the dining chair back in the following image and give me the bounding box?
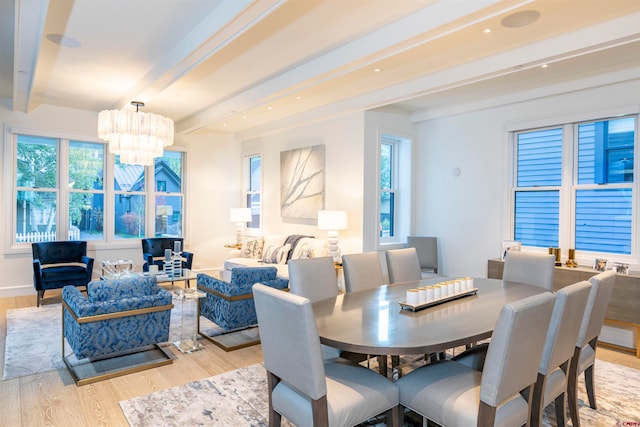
[342,252,385,293]
[288,256,342,360]
[253,283,400,427]
[502,251,556,291]
[288,256,339,303]
[530,280,592,427]
[396,291,556,427]
[567,269,616,427]
[385,247,423,284]
[407,236,439,275]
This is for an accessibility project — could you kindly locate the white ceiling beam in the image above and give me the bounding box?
[12,0,49,112]
[113,0,285,111]
[176,0,512,134]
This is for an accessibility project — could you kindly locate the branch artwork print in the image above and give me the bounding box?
[280,144,325,219]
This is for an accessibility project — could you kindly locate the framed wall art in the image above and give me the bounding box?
[280,144,325,219]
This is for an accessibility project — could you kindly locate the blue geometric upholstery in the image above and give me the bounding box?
[32,241,94,306]
[197,267,289,332]
[62,275,173,360]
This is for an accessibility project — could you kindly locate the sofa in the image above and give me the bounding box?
[222,234,328,280]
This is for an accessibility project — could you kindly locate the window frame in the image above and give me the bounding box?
[243,153,262,231]
[506,112,638,267]
[377,131,411,248]
[4,126,188,253]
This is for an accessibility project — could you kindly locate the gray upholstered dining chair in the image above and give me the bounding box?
[252,283,400,427]
[342,252,385,293]
[529,280,592,427]
[502,251,556,291]
[385,247,423,284]
[567,269,616,427]
[288,256,342,360]
[407,236,439,278]
[395,291,556,427]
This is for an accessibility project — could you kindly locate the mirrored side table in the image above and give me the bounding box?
[172,288,206,353]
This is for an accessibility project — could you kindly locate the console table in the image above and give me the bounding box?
[488,258,640,357]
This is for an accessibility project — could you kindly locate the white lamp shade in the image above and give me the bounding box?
[230,208,252,223]
[317,210,348,231]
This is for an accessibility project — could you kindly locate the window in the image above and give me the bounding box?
[512,115,636,257]
[9,131,186,246]
[380,139,396,238]
[154,151,184,237]
[245,155,261,229]
[15,135,58,242]
[68,141,105,241]
[378,132,411,246]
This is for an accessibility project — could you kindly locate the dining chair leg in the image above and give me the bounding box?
[567,347,581,427]
[387,405,401,427]
[554,393,566,427]
[584,363,597,409]
[267,371,282,427]
[529,372,545,427]
[378,355,388,376]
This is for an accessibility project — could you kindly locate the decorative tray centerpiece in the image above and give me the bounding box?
[399,278,478,312]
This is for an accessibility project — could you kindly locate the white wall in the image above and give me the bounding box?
[413,80,640,279]
[240,112,366,255]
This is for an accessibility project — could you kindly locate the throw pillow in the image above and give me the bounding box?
[291,241,314,259]
[262,244,291,264]
[241,237,264,259]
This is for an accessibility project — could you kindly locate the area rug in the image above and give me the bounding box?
[2,302,245,381]
[119,359,640,426]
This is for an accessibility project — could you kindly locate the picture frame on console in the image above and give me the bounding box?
[594,258,608,272]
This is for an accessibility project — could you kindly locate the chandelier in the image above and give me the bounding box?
[98,101,174,166]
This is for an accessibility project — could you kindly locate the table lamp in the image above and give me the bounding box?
[230,208,252,245]
[317,210,348,263]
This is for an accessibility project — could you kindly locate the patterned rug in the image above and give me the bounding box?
[2,302,238,380]
[119,359,640,426]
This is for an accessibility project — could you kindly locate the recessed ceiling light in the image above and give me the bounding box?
[483,28,492,34]
[296,96,302,100]
[373,68,382,72]
[222,122,227,127]
[267,106,272,111]
[46,33,81,48]
[541,64,549,68]
[243,115,248,119]
[501,10,540,28]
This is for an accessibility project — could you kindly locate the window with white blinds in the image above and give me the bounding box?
[512,115,636,256]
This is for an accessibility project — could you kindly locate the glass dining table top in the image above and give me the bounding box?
[312,277,548,356]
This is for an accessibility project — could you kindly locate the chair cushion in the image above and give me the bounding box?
[87,275,160,302]
[397,360,529,427]
[39,265,89,288]
[272,360,399,427]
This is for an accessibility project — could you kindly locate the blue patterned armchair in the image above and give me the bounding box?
[62,275,174,385]
[197,267,289,334]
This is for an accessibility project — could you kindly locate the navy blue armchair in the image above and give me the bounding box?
[141,237,194,272]
[32,241,94,306]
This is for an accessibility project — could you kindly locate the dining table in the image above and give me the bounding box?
[312,277,548,375]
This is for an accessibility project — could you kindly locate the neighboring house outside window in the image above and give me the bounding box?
[511,115,636,260]
[245,154,261,230]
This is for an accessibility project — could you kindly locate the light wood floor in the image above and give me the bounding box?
[1,290,639,427]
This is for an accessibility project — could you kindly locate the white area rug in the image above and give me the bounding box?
[119,359,640,426]
[2,302,228,380]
